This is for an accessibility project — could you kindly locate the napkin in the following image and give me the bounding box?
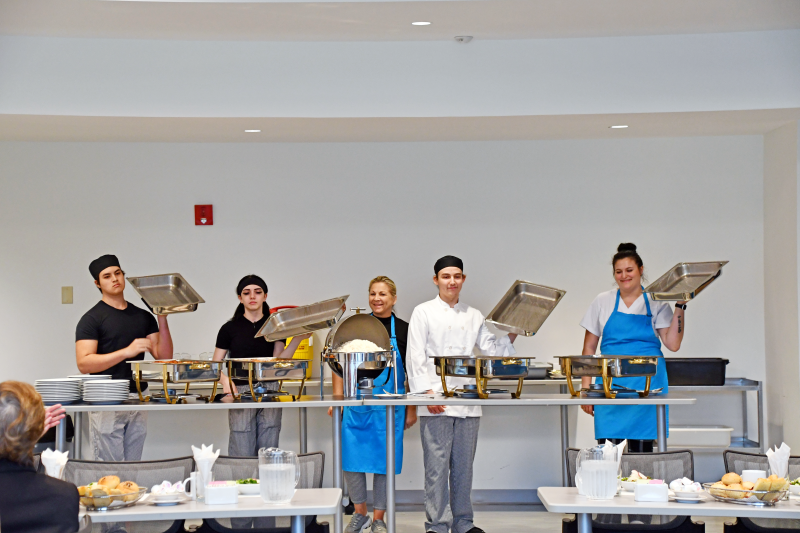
[41,448,69,479]
[192,444,220,492]
[603,439,627,473]
[767,442,791,479]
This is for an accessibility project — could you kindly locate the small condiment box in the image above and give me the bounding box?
[634,483,668,502]
[205,481,239,505]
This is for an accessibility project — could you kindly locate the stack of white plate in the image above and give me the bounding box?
[68,374,111,395]
[82,379,130,405]
[35,378,82,405]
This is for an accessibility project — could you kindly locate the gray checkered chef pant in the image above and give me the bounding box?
[89,411,147,461]
[228,384,283,457]
[420,416,480,533]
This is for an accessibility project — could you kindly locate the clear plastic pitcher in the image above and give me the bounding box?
[258,447,300,503]
[575,445,619,500]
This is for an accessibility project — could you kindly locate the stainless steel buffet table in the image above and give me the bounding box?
[58,393,695,533]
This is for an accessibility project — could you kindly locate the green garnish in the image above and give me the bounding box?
[236,478,258,484]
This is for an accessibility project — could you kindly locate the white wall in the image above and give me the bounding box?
[763,121,800,448]
[1,30,799,117]
[0,135,764,490]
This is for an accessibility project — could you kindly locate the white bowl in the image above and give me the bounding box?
[789,484,800,495]
[237,483,260,495]
[673,490,703,499]
[621,481,637,492]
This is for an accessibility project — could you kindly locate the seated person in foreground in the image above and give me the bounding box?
[0,380,79,533]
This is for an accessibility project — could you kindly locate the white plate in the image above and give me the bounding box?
[670,496,705,504]
[147,494,190,504]
[69,375,111,379]
[673,490,704,499]
[36,378,82,383]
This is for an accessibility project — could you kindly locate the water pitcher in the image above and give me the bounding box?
[575,445,619,500]
[258,447,300,503]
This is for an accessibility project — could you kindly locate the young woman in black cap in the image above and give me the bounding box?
[212,275,310,456]
[75,254,174,461]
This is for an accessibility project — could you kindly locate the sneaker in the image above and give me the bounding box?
[465,527,486,533]
[372,519,388,533]
[345,513,372,533]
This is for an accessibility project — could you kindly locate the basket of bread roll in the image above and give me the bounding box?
[77,475,146,511]
[703,473,790,505]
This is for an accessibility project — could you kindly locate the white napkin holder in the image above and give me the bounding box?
[634,484,668,502]
[205,482,239,505]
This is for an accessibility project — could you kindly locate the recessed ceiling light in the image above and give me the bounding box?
[609,125,628,129]
[412,21,431,26]
[244,129,261,133]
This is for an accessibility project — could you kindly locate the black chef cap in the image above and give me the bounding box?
[434,255,464,275]
[89,254,121,280]
[236,274,268,295]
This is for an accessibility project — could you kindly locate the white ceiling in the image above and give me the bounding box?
[2,109,798,142]
[1,0,799,41]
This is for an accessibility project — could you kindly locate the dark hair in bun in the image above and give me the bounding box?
[613,242,643,269]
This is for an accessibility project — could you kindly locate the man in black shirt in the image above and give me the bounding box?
[75,254,173,461]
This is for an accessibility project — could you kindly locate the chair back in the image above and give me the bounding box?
[566,448,693,529]
[33,453,41,473]
[723,450,800,531]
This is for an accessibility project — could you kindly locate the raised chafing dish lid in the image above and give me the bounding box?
[256,296,348,341]
[644,261,728,301]
[325,312,392,354]
[485,280,566,336]
[126,273,205,314]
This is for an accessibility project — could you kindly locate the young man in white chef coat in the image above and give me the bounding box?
[75,254,174,461]
[406,256,517,533]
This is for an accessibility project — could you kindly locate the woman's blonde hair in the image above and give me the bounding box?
[369,276,397,297]
[0,381,45,466]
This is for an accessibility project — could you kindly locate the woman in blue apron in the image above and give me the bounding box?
[328,276,417,533]
[579,243,687,452]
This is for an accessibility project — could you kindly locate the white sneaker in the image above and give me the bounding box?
[346,513,373,533]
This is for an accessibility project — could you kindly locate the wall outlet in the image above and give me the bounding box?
[62,286,73,304]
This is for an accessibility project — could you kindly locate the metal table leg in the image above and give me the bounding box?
[559,384,569,486]
[333,406,343,533]
[74,412,82,459]
[656,404,667,452]
[56,417,67,452]
[757,381,764,452]
[386,405,396,533]
[291,515,306,533]
[299,407,308,454]
[742,390,749,444]
[577,512,593,533]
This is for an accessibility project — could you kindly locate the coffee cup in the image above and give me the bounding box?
[742,470,767,484]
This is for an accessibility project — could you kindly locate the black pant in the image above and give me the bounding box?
[597,438,654,453]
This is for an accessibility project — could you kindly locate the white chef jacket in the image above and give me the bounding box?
[406,295,516,418]
[580,289,674,338]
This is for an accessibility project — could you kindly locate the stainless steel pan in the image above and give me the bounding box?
[486,281,566,336]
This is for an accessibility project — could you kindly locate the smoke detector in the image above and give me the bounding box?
[454,36,473,43]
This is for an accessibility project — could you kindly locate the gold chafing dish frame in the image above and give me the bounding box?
[435,356,528,400]
[130,360,222,404]
[225,358,308,402]
[558,355,659,399]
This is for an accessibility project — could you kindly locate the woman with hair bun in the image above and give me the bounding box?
[579,243,686,452]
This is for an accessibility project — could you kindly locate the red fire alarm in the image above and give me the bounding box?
[195,205,213,226]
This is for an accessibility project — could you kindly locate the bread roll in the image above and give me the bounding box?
[98,475,120,489]
[709,482,727,497]
[118,481,140,502]
[77,486,90,497]
[721,473,742,486]
[771,478,789,491]
[90,487,111,507]
[753,478,771,492]
[725,483,745,499]
[79,496,93,507]
[742,481,755,490]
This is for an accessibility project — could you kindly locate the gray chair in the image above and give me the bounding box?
[197,451,329,533]
[563,448,704,533]
[33,452,41,473]
[722,450,800,533]
[64,456,193,533]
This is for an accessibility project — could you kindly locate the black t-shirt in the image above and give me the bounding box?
[216,313,282,385]
[75,300,159,392]
[374,313,408,369]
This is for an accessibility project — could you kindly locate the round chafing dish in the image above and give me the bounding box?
[224,358,310,402]
[434,355,532,399]
[322,312,397,398]
[130,360,223,404]
[557,355,660,398]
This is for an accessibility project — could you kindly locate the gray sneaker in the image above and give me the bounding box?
[346,513,372,533]
[372,519,388,533]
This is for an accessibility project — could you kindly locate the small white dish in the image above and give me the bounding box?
[670,496,705,504]
[237,483,260,495]
[789,484,800,495]
[673,490,703,499]
[621,481,638,492]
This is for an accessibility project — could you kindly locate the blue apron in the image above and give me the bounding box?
[342,314,406,475]
[594,290,669,441]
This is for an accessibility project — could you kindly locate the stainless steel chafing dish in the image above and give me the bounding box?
[644,261,728,301]
[322,310,397,398]
[224,358,309,402]
[129,360,223,404]
[557,355,660,398]
[435,355,531,399]
[256,296,348,341]
[126,274,205,315]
